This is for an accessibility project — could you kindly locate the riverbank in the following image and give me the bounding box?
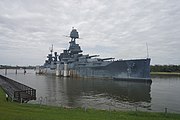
[0,88,180,120]
[151,72,180,77]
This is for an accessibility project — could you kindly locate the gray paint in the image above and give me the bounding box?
[42,29,151,81]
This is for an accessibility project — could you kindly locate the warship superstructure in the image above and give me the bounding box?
[37,28,151,82]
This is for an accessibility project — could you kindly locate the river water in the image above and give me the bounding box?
[0,69,180,113]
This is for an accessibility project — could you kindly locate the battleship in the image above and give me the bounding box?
[36,28,151,82]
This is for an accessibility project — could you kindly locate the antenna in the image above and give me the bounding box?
[49,44,53,54]
[146,42,149,58]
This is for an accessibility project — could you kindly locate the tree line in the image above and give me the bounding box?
[151,65,180,72]
[1,64,180,72]
[0,65,35,69]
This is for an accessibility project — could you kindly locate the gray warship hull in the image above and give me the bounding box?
[37,28,151,82]
[74,59,150,80]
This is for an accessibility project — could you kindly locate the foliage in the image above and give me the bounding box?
[151,65,180,72]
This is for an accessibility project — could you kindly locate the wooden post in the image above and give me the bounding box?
[84,103,87,112]
[12,95,14,102]
[24,68,26,74]
[21,98,23,104]
[39,97,43,106]
[165,108,168,116]
[15,68,17,74]
[5,68,7,75]
[44,97,47,105]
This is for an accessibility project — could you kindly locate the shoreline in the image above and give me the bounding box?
[0,88,180,120]
[151,72,180,77]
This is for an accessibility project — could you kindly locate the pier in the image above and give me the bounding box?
[0,74,36,103]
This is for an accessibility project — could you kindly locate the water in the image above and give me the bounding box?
[1,69,180,113]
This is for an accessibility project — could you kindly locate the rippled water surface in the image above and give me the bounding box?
[1,69,180,113]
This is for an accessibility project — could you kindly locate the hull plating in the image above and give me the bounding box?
[75,58,151,80]
[39,58,151,82]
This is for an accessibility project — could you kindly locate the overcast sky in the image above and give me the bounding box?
[0,0,180,65]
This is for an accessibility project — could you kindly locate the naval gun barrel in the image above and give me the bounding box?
[87,55,99,58]
[98,58,115,61]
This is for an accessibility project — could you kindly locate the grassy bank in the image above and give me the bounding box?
[151,72,180,76]
[0,88,180,120]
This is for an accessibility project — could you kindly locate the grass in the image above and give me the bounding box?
[0,87,180,120]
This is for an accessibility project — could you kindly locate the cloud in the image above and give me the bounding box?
[0,0,180,65]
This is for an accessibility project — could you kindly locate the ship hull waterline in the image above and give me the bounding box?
[36,58,151,83]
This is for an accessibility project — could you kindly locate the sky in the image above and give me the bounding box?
[0,0,180,66]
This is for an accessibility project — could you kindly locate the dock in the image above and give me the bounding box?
[0,75,36,103]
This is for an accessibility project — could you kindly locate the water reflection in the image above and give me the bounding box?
[0,69,152,111]
[1,69,180,112]
[44,76,152,110]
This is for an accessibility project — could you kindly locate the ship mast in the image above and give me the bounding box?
[146,42,149,58]
[49,44,53,55]
[68,28,82,54]
[70,27,79,43]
